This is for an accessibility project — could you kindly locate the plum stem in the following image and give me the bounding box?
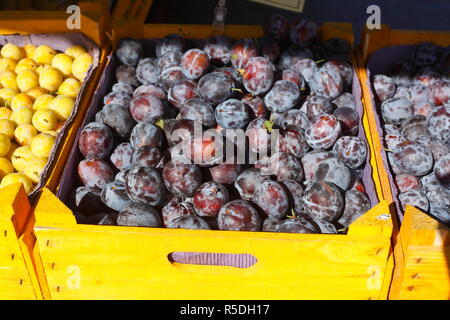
[286,209,297,219]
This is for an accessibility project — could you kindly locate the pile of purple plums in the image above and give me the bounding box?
[71,14,373,234]
[371,42,450,225]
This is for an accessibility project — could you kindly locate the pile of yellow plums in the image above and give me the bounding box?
[0,42,93,193]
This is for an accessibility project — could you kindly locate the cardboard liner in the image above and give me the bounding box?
[366,44,449,226]
[0,33,101,201]
[56,39,379,268]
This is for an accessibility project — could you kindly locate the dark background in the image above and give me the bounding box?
[145,0,450,43]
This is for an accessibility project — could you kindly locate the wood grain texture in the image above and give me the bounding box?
[32,188,393,300]
[0,183,38,300]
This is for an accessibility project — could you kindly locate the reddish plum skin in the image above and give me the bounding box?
[181,136,223,167]
[333,92,357,110]
[398,190,430,212]
[181,49,210,80]
[133,84,167,100]
[242,57,274,95]
[116,38,142,67]
[305,115,341,150]
[429,81,450,106]
[426,105,450,145]
[155,35,185,58]
[400,115,428,141]
[301,150,335,183]
[381,97,415,126]
[310,67,344,100]
[263,13,290,41]
[392,141,434,177]
[103,91,131,107]
[209,164,243,185]
[350,177,366,193]
[158,51,182,70]
[267,152,304,182]
[264,80,300,113]
[280,109,311,131]
[78,159,115,190]
[136,58,159,85]
[131,146,162,168]
[322,60,354,88]
[197,72,234,105]
[282,69,306,91]
[168,215,211,230]
[279,125,310,158]
[384,133,407,150]
[291,58,317,84]
[333,136,367,169]
[162,199,196,227]
[289,20,319,46]
[245,117,272,154]
[416,135,449,161]
[180,97,216,128]
[73,186,108,215]
[112,82,134,96]
[217,200,261,231]
[434,154,450,188]
[262,217,282,232]
[79,122,114,160]
[279,179,304,213]
[252,180,290,219]
[302,181,344,222]
[279,47,314,71]
[130,94,166,123]
[230,39,259,70]
[125,166,164,206]
[167,79,197,109]
[110,142,133,171]
[373,74,396,102]
[275,218,317,234]
[193,182,229,217]
[99,104,135,138]
[117,202,161,227]
[234,168,271,201]
[115,64,140,87]
[259,37,280,62]
[204,35,233,65]
[395,173,422,193]
[159,65,186,92]
[101,181,131,212]
[130,122,163,149]
[333,107,359,136]
[215,99,250,129]
[306,95,333,121]
[315,158,352,191]
[337,190,371,228]
[242,95,268,119]
[162,161,202,197]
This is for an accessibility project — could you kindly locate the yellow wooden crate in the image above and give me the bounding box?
[0,13,110,300]
[20,22,396,300]
[0,183,42,299]
[357,24,450,300]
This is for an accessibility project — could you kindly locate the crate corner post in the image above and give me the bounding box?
[0,183,42,300]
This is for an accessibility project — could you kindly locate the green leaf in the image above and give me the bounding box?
[264,120,273,133]
[155,119,164,129]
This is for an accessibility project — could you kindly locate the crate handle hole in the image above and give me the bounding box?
[168,252,257,269]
